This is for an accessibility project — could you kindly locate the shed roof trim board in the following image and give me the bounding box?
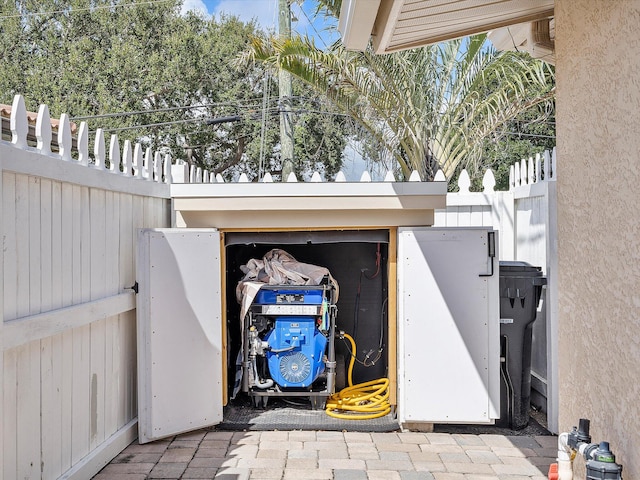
[170,181,446,198]
[171,181,446,229]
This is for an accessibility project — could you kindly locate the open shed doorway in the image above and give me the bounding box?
[224,229,391,410]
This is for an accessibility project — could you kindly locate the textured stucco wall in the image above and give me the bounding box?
[556,0,640,476]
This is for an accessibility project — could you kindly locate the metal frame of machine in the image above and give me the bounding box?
[242,283,338,409]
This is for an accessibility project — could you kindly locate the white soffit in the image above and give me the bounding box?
[340,0,555,54]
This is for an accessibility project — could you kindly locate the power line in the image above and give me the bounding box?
[96,110,555,138]
[75,93,552,138]
[70,99,272,121]
[71,104,217,121]
[98,107,280,132]
[96,106,350,132]
[101,117,205,133]
[69,95,331,122]
[292,2,328,49]
[0,0,174,20]
[503,131,555,139]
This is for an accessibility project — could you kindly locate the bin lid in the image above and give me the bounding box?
[499,261,546,283]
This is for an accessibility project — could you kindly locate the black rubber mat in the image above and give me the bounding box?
[220,401,399,432]
[434,413,553,437]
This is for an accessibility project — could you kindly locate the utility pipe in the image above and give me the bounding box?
[550,419,623,480]
[556,432,573,480]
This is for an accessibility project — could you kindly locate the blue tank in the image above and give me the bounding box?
[265,316,327,388]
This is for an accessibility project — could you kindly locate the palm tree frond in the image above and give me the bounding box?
[241,28,555,180]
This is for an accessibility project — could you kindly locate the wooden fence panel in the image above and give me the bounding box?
[60,184,74,472]
[3,350,17,480]
[17,342,40,480]
[89,188,106,451]
[60,330,74,472]
[41,177,59,479]
[71,325,91,466]
[105,315,119,438]
[29,177,42,315]
[1,95,171,480]
[43,333,64,479]
[16,174,30,319]
[3,174,17,320]
[434,192,515,260]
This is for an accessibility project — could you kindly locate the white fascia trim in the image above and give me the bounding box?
[171,181,447,199]
[338,0,381,51]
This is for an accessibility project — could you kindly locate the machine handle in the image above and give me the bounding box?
[479,231,496,277]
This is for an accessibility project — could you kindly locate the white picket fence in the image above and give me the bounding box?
[435,147,559,433]
[171,159,427,184]
[1,95,171,480]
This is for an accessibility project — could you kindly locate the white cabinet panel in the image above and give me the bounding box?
[398,227,499,424]
[136,229,223,443]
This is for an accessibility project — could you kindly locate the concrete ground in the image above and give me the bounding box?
[93,428,557,480]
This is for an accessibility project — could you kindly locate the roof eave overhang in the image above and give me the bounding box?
[338,0,381,52]
[373,8,555,54]
[339,0,554,54]
[170,182,447,229]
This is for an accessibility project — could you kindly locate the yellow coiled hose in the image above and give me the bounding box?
[325,333,391,420]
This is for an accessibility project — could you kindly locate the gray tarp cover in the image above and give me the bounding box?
[236,248,339,315]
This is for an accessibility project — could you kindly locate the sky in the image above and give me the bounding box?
[181,0,276,26]
[181,0,339,47]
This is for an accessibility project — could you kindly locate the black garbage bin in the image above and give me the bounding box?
[497,261,547,429]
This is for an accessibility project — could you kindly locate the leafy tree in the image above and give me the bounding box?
[446,61,556,191]
[242,26,555,181]
[0,0,348,180]
[463,104,556,191]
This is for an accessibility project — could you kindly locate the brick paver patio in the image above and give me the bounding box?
[93,429,557,480]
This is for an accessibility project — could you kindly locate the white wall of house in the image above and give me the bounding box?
[556,1,640,477]
[1,97,171,480]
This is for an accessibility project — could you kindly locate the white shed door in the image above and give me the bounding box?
[136,229,223,443]
[397,227,499,424]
